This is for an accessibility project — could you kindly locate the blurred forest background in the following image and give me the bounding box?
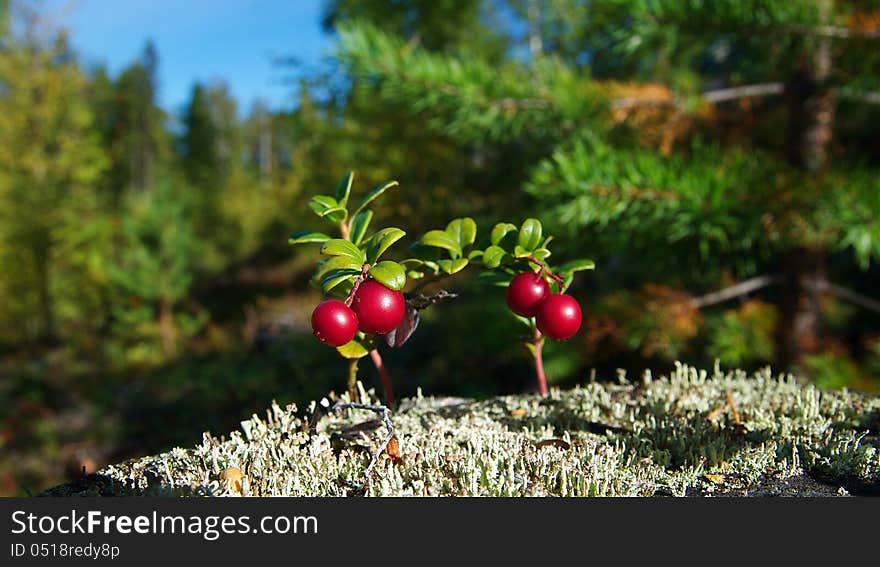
[2,0,880,495]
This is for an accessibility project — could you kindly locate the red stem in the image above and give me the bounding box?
[369,348,396,406]
[526,256,565,292]
[345,264,371,307]
[532,327,548,396]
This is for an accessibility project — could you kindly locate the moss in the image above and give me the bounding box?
[41,363,880,497]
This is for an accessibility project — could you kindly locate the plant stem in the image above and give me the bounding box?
[347,358,359,401]
[369,348,396,406]
[344,264,371,307]
[532,326,548,396]
[525,256,565,292]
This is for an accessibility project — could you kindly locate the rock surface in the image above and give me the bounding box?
[42,363,880,497]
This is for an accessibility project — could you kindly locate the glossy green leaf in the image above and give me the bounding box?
[557,258,595,273]
[533,248,552,261]
[335,171,355,207]
[369,261,407,291]
[314,255,362,279]
[513,245,531,258]
[309,195,347,222]
[321,268,361,293]
[482,245,506,268]
[438,258,468,275]
[491,223,517,246]
[349,210,373,246]
[288,231,331,245]
[517,218,543,251]
[407,270,425,279]
[321,239,365,263]
[336,339,370,360]
[400,258,424,269]
[352,180,399,217]
[445,217,477,249]
[467,249,484,260]
[365,227,406,263]
[420,230,462,257]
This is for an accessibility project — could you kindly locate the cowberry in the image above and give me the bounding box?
[536,293,582,340]
[506,271,550,317]
[311,300,359,346]
[352,280,406,335]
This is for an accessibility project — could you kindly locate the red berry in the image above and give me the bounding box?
[352,280,405,335]
[311,300,358,347]
[536,293,582,341]
[506,272,550,317]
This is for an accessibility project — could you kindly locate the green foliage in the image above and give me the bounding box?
[336,22,608,143]
[0,30,107,343]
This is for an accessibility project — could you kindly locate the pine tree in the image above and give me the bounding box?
[0,19,106,345]
[335,0,880,382]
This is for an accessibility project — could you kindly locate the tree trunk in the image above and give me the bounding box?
[158,299,178,357]
[775,247,825,372]
[777,0,835,373]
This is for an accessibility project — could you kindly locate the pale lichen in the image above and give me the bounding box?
[41,363,880,497]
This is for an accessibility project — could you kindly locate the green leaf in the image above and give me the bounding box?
[321,268,361,293]
[288,231,331,245]
[491,223,517,246]
[557,259,595,273]
[477,271,514,287]
[369,261,407,291]
[420,230,462,257]
[365,227,406,263]
[407,270,425,279]
[321,239,365,263]
[353,180,399,217]
[309,195,347,222]
[445,217,477,249]
[438,258,468,275]
[533,248,552,261]
[517,218,543,251]
[482,245,507,268]
[335,171,355,207]
[513,245,531,258]
[400,258,424,269]
[349,210,373,246]
[467,249,484,260]
[314,256,363,280]
[336,339,370,360]
[422,260,440,273]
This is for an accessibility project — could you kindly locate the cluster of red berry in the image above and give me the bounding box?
[311,280,405,347]
[505,272,582,340]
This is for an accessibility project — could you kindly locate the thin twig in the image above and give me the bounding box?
[702,83,785,103]
[806,279,880,315]
[690,275,782,309]
[331,401,397,492]
[725,390,742,426]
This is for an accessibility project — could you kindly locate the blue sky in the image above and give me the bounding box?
[48,0,333,115]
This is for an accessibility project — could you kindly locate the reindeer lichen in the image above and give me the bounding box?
[41,363,880,497]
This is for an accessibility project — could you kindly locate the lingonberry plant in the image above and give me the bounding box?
[290,172,594,403]
[471,218,593,395]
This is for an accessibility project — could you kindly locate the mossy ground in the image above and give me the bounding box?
[42,363,880,497]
